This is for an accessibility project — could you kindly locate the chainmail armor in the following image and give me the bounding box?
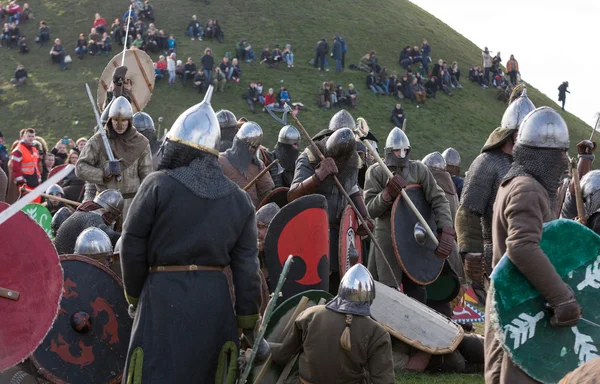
[219,126,237,152]
[224,136,261,177]
[325,295,371,317]
[54,211,120,255]
[274,142,299,172]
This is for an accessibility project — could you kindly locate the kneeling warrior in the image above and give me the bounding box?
[121,86,268,383]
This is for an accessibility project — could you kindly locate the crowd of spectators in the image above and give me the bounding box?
[243,81,293,113]
[317,82,357,109]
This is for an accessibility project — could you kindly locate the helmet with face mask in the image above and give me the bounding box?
[236,121,263,156]
[108,96,134,133]
[384,127,411,168]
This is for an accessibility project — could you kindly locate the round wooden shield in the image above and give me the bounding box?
[492,219,600,383]
[48,163,69,180]
[264,195,329,301]
[0,202,63,372]
[31,255,133,384]
[257,187,289,210]
[391,185,442,285]
[21,203,53,239]
[338,204,363,277]
[425,261,461,303]
[252,290,333,383]
[97,49,155,113]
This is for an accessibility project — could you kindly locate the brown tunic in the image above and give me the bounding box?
[559,358,600,384]
[271,305,395,384]
[218,153,274,208]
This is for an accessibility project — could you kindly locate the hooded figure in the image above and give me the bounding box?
[270,264,395,383]
[120,85,267,384]
[76,96,153,221]
[219,121,274,207]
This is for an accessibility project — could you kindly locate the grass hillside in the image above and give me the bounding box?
[0,0,592,169]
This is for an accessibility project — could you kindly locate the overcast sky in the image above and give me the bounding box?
[410,0,598,128]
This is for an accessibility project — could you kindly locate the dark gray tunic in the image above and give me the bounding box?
[54,211,120,255]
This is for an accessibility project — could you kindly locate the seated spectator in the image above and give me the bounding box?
[10,64,27,86]
[421,39,431,73]
[1,23,9,47]
[399,46,413,69]
[204,19,214,39]
[17,34,27,53]
[219,56,233,79]
[346,83,357,108]
[236,39,255,62]
[167,34,176,54]
[377,67,390,95]
[88,27,99,55]
[122,8,136,23]
[141,0,154,22]
[391,103,405,127]
[193,69,207,93]
[493,72,509,90]
[134,19,144,37]
[411,77,426,107]
[399,73,413,102]
[7,1,20,24]
[8,22,18,48]
[278,86,291,106]
[187,15,202,41]
[123,18,135,47]
[335,84,347,107]
[359,50,377,73]
[283,44,294,68]
[366,71,383,95]
[414,72,424,84]
[167,52,176,85]
[146,22,157,38]
[74,33,87,58]
[243,81,259,112]
[388,72,399,98]
[214,20,223,43]
[131,33,144,49]
[111,18,122,46]
[264,87,278,110]
[416,62,427,79]
[431,58,443,79]
[255,81,264,103]
[317,82,332,109]
[272,45,283,63]
[175,59,184,82]
[201,47,214,81]
[468,65,487,88]
[411,46,422,63]
[492,51,502,76]
[212,67,226,92]
[21,3,32,22]
[183,57,197,84]
[230,58,241,83]
[93,13,106,34]
[153,62,163,80]
[328,81,338,107]
[156,29,167,51]
[424,76,438,98]
[260,45,275,67]
[50,38,67,70]
[449,61,462,89]
[100,32,110,55]
[438,70,453,96]
[156,55,167,74]
[130,0,144,19]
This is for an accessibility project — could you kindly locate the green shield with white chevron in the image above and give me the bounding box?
[491,219,600,384]
[22,203,53,239]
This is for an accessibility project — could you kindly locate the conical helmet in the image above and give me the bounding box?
[216,109,237,130]
[46,184,64,197]
[325,128,355,159]
[166,85,221,156]
[501,88,536,130]
[422,152,446,171]
[516,107,569,150]
[108,96,134,121]
[74,227,113,256]
[93,189,124,216]
[236,121,263,154]
[329,109,355,131]
[51,206,73,236]
[385,127,411,158]
[278,125,301,145]
[132,112,155,133]
[337,264,376,303]
[581,170,600,199]
[442,148,461,167]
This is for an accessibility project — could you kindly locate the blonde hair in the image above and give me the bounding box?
[340,314,353,351]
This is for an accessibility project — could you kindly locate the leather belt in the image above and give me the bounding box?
[149,265,224,273]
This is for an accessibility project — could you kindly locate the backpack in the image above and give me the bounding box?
[339,37,347,53]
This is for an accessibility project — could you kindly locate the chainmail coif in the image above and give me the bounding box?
[274,142,299,171]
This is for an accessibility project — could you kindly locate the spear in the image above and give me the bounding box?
[121,5,133,66]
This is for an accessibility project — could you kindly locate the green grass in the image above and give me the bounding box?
[396,371,484,384]
[0,0,592,168]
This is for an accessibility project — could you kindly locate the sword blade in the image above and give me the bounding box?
[580,317,600,329]
[122,5,133,66]
[85,83,116,162]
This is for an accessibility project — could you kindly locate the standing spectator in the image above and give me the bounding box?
[10,64,27,86]
[335,35,347,68]
[167,34,176,54]
[183,57,197,84]
[421,39,431,73]
[506,54,519,85]
[17,34,26,53]
[156,29,167,51]
[111,18,122,46]
[21,3,33,22]
[74,32,87,58]
[283,43,294,68]
[93,13,106,34]
[212,67,226,92]
[411,77,426,107]
[230,58,241,83]
[41,153,54,182]
[391,103,405,127]
[346,83,358,108]
[201,47,214,82]
[51,140,70,165]
[0,132,8,177]
[558,81,570,111]
[424,76,438,98]
[61,149,85,202]
[492,51,502,76]
[332,36,343,72]
[74,138,88,154]
[366,71,383,95]
[50,38,67,70]
[187,15,202,40]
[482,46,492,86]
[88,27,100,55]
[166,52,176,85]
[11,128,41,196]
[313,38,329,71]
[219,56,233,79]
[130,0,144,19]
[243,81,259,112]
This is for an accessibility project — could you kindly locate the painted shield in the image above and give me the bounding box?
[391,185,442,285]
[252,290,333,383]
[31,255,133,384]
[338,204,363,277]
[425,261,461,303]
[48,163,69,180]
[21,203,53,239]
[264,195,329,301]
[257,187,289,210]
[0,202,63,372]
[97,50,155,113]
[492,219,600,384]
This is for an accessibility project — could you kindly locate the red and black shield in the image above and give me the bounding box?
[338,204,363,277]
[31,255,133,384]
[257,187,289,210]
[264,194,329,300]
[0,202,63,372]
[391,185,443,285]
[48,163,70,180]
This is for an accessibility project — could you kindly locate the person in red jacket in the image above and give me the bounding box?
[93,13,107,34]
[11,127,41,200]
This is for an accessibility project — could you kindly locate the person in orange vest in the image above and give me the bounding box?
[10,127,41,202]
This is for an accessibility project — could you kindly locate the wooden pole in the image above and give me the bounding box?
[571,157,586,224]
[243,159,279,191]
[41,193,81,207]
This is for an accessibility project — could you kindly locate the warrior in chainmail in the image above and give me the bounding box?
[442,147,463,200]
[54,189,123,255]
[289,127,374,293]
[455,89,535,295]
[219,121,274,207]
[560,140,597,220]
[217,109,238,152]
[133,112,161,169]
[120,86,268,383]
[364,129,453,303]
[486,107,578,383]
[102,65,133,110]
[42,184,69,216]
[259,125,301,188]
[51,206,74,238]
